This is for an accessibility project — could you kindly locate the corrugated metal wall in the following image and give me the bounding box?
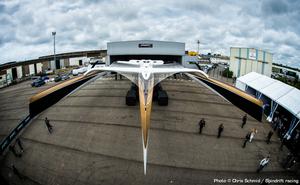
[229,47,272,77]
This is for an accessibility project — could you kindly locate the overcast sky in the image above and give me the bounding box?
[0,0,300,68]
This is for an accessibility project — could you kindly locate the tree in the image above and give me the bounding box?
[222,68,233,78]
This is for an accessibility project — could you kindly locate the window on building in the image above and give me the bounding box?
[286,71,297,77]
[272,67,280,73]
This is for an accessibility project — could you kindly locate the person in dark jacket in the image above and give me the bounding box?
[241,114,247,128]
[198,118,206,134]
[217,124,224,138]
[44,117,53,133]
[243,132,251,148]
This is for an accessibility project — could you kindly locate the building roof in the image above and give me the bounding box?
[0,50,107,71]
[236,72,300,118]
[107,40,185,56]
[273,63,300,72]
[39,50,106,60]
[108,40,185,45]
[0,59,43,71]
[230,47,273,54]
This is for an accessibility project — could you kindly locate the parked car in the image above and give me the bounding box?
[31,76,40,80]
[72,67,87,76]
[72,69,79,76]
[61,75,70,81]
[54,76,62,82]
[40,76,49,81]
[45,69,54,75]
[48,78,55,82]
[31,78,45,87]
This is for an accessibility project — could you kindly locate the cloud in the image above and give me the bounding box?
[0,0,300,68]
[262,0,289,15]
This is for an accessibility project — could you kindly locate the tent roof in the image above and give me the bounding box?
[236,72,300,119]
[260,81,294,100]
[237,72,261,84]
[246,75,276,91]
[277,88,300,116]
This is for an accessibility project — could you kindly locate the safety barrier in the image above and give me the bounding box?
[188,74,263,122]
[0,115,31,155]
[0,74,97,155]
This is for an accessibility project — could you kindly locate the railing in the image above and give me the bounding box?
[0,73,99,155]
[0,115,31,155]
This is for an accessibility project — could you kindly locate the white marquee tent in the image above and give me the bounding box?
[236,72,300,139]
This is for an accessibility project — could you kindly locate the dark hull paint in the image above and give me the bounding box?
[29,75,96,117]
[195,77,263,122]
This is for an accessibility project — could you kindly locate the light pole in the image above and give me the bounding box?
[197,40,200,55]
[52,31,56,67]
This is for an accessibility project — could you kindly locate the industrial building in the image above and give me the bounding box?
[0,50,106,87]
[1,40,189,87]
[107,40,185,65]
[272,63,300,79]
[1,40,233,88]
[229,47,273,78]
[210,56,230,64]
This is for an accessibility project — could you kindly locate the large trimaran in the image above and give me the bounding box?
[84,60,262,175]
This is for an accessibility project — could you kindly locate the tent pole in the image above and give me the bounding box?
[267,102,278,122]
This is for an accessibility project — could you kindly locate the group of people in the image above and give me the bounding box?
[197,114,276,173]
[198,114,274,144]
[240,114,275,173]
[8,117,54,180]
[242,128,259,148]
[271,113,299,170]
[198,118,224,138]
[272,114,288,139]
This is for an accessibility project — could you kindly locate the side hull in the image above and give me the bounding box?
[194,76,263,121]
[29,74,97,117]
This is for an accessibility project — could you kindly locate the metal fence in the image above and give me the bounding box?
[0,115,31,155]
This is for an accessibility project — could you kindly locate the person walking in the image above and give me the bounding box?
[16,138,24,153]
[232,77,237,84]
[44,117,53,134]
[198,118,206,134]
[217,124,224,138]
[241,114,247,128]
[256,156,270,173]
[272,116,278,130]
[274,117,280,131]
[243,132,251,148]
[249,128,257,142]
[266,131,273,144]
